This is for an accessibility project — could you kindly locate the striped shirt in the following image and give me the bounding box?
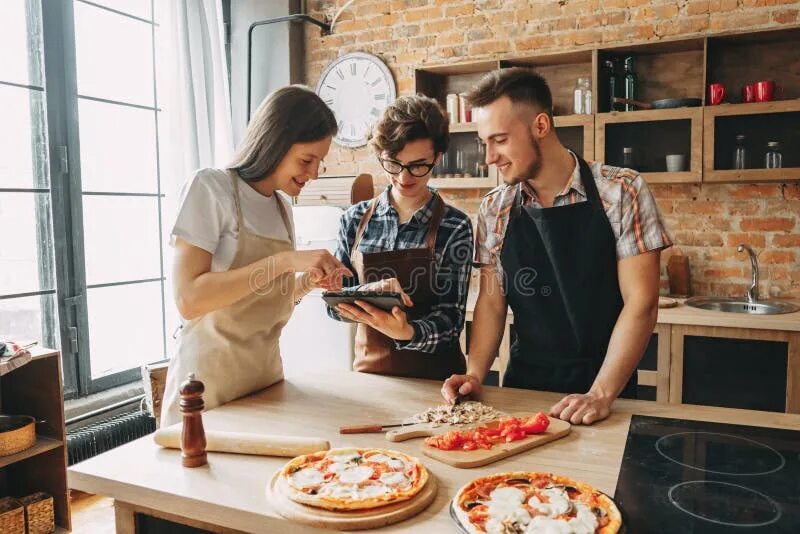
[475,152,672,284]
[327,186,474,354]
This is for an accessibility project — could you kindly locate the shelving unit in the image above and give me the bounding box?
[596,106,703,183]
[413,26,800,187]
[0,349,70,531]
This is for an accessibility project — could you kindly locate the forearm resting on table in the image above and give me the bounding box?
[591,287,659,400]
[466,267,508,382]
[174,239,290,320]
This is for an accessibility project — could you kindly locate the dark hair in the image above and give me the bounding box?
[368,94,449,157]
[464,67,553,118]
[228,85,337,182]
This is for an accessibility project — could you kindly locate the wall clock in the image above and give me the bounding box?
[315,52,396,148]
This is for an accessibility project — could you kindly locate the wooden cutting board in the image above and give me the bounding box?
[266,469,438,531]
[386,414,571,469]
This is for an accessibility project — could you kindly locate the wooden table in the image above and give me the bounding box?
[68,371,800,533]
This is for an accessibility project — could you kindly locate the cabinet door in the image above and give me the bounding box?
[679,334,788,412]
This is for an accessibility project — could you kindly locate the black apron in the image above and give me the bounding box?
[499,157,635,397]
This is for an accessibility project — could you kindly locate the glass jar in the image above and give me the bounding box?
[733,134,747,170]
[573,77,592,115]
[765,141,782,169]
[474,137,487,177]
[622,147,634,168]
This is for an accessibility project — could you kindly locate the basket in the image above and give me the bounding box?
[0,497,24,534]
[20,492,54,534]
[0,415,36,456]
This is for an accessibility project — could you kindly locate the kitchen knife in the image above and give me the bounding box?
[338,422,416,434]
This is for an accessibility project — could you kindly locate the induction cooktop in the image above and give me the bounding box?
[614,415,800,533]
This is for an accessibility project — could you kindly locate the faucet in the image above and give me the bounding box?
[737,244,759,303]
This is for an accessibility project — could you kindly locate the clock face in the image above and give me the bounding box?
[315,52,396,148]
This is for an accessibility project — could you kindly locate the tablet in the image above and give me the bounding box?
[322,291,407,313]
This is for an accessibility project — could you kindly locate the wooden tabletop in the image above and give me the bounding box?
[68,371,800,533]
[465,294,800,332]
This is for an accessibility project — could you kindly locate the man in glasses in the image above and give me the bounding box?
[326,95,474,380]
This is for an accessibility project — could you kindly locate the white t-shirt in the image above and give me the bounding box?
[170,168,295,272]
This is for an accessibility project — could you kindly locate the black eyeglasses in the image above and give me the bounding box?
[378,157,437,178]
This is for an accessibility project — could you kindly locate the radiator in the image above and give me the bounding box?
[67,410,156,465]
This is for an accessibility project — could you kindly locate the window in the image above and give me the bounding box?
[0,0,170,397]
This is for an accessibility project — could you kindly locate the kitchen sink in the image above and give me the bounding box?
[685,296,800,315]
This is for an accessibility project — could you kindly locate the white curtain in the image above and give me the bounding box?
[155,0,234,350]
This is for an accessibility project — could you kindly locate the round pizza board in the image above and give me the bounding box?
[267,469,438,531]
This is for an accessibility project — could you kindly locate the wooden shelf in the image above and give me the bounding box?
[553,113,594,127]
[0,436,63,469]
[641,171,698,184]
[703,168,800,183]
[554,114,595,160]
[430,176,496,189]
[449,122,478,133]
[704,99,800,117]
[597,106,702,123]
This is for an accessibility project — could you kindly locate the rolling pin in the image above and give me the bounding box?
[154,426,329,457]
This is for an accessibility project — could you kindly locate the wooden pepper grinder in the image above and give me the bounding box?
[179,373,207,468]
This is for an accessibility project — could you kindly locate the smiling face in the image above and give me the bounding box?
[475,96,547,185]
[383,138,439,200]
[268,136,333,196]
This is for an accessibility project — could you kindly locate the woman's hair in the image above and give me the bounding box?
[368,94,449,158]
[228,85,337,182]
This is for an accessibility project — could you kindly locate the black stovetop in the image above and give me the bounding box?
[614,415,800,533]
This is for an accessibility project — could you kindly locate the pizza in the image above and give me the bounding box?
[453,472,621,534]
[279,447,429,511]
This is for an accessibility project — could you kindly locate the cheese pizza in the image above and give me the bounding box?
[280,447,428,511]
[453,472,621,534]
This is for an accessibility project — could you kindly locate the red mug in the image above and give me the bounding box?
[707,83,726,105]
[754,80,784,102]
[741,84,755,103]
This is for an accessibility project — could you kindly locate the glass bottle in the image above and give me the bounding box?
[572,77,592,115]
[765,141,782,169]
[623,56,637,112]
[733,134,747,170]
[603,59,622,112]
[474,137,487,177]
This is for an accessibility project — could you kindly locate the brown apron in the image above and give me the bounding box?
[350,194,466,380]
[161,171,295,427]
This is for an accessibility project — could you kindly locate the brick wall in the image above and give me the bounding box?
[304,0,800,299]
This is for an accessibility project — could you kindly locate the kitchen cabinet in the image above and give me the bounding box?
[669,325,800,413]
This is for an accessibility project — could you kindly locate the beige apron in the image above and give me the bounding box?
[161,171,295,427]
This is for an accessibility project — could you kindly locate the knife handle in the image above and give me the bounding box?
[339,424,384,434]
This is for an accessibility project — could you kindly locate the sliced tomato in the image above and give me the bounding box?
[462,440,478,451]
[521,412,550,434]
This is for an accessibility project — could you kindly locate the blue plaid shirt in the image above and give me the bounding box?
[327,186,474,354]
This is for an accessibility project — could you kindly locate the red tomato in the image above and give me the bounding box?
[521,412,550,434]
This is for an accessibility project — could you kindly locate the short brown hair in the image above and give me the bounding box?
[368,94,449,157]
[465,67,553,118]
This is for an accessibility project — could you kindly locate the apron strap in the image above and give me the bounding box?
[351,196,380,258]
[274,193,294,243]
[576,157,603,209]
[423,194,445,251]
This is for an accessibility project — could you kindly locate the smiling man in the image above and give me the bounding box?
[327,95,474,380]
[441,68,672,425]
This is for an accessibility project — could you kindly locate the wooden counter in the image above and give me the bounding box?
[465,295,800,332]
[68,371,800,533]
